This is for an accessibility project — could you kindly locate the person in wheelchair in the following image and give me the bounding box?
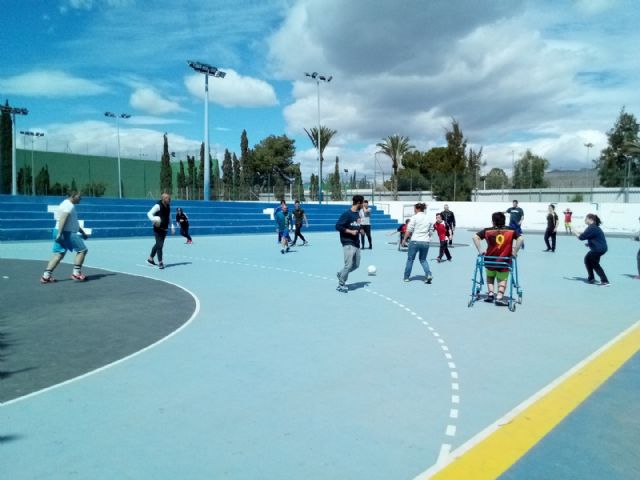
[473,212,524,306]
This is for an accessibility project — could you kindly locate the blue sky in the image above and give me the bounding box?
[1,0,639,180]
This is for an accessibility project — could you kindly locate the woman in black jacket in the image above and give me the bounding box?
[575,213,608,285]
[176,207,192,244]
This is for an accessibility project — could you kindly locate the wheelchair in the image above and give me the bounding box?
[468,255,523,312]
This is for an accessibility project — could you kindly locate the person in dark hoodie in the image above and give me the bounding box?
[335,195,364,292]
[575,213,609,286]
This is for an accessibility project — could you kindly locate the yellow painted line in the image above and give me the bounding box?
[421,321,640,480]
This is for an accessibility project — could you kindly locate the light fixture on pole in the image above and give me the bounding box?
[104,112,130,198]
[1,102,29,195]
[188,60,226,201]
[19,130,44,196]
[304,71,332,204]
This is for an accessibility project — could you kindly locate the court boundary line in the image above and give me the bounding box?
[0,265,201,407]
[414,320,640,479]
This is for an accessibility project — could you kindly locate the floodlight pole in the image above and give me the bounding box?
[304,72,332,204]
[188,60,226,201]
[105,112,130,198]
[1,102,28,195]
[20,130,44,195]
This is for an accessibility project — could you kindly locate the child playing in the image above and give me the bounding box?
[433,213,452,262]
[473,211,524,306]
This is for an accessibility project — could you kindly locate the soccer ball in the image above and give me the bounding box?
[367,265,377,276]
[152,216,162,226]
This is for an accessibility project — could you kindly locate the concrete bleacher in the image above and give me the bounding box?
[0,195,400,241]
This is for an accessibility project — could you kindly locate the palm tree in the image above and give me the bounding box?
[304,126,337,200]
[376,134,414,200]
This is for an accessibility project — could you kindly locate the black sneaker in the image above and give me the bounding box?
[158,263,165,270]
[147,258,156,266]
[587,278,596,284]
[336,284,348,293]
[425,274,433,284]
[484,294,495,303]
[599,281,611,287]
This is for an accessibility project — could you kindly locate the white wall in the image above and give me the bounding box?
[375,200,640,235]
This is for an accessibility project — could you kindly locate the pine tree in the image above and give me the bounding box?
[232,153,240,200]
[197,143,205,199]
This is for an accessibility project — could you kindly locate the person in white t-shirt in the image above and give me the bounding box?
[41,192,89,283]
[402,202,434,283]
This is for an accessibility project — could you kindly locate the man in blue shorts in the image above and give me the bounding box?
[275,202,293,254]
[41,191,89,283]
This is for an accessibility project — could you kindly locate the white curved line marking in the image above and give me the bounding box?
[1,267,200,407]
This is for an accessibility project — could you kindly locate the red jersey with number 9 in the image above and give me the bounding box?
[476,227,519,270]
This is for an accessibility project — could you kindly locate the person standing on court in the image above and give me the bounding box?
[175,207,192,244]
[575,213,609,286]
[544,204,559,252]
[275,202,293,254]
[635,216,640,279]
[433,213,452,262]
[402,202,434,283]
[147,193,173,269]
[335,195,364,292]
[473,211,524,306]
[290,200,309,246]
[506,199,525,248]
[440,204,456,246]
[359,199,373,249]
[563,208,573,234]
[40,191,89,283]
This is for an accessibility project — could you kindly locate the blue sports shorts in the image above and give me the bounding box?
[278,230,291,242]
[52,229,87,254]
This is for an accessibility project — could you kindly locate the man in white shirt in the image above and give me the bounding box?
[41,192,89,283]
[402,202,434,283]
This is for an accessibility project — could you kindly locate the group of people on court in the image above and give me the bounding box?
[39,192,639,294]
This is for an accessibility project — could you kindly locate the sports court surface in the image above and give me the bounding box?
[1,229,638,479]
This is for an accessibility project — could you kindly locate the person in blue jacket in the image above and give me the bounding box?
[575,213,609,286]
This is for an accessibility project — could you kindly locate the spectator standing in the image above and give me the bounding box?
[544,204,559,252]
[40,191,89,283]
[335,195,364,293]
[440,204,456,246]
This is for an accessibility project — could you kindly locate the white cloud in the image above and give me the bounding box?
[41,120,202,159]
[130,87,185,115]
[271,0,640,177]
[0,70,108,97]
[184,69,278,108]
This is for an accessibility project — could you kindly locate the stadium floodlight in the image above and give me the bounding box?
[19,130,44,195]
[104,111,131,198]
[1,103,29,195]
[304,71,333,203]
[188,60,226,201]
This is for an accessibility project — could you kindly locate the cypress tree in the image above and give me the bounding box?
[160,133,173,194]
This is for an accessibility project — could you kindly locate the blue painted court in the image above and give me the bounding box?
[0,227,638,479]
